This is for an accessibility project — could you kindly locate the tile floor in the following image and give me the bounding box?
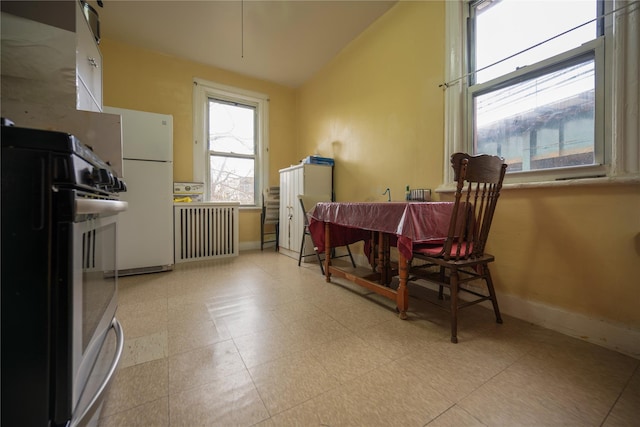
[99,250,639,426]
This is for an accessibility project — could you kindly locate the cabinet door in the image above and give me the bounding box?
[279,171,290,250]
[302,165,333,196]
[279,165,305,251]
[76,2,102,111]
[289,167,304,253]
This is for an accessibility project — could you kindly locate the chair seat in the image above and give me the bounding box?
[413,242,474,257]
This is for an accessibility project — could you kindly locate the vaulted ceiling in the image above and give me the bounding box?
[98,0,397,88]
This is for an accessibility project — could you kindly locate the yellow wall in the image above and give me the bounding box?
[297,2,640,328]
[298,1,445,202]
[490,185,640,327]
[100,39,298,242]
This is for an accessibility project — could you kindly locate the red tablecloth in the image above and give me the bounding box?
[309,202,454,261]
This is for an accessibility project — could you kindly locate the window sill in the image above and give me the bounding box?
[435,174,640,193]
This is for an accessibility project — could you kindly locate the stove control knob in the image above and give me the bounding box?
[116,178,127,192]
[90,168,112,186]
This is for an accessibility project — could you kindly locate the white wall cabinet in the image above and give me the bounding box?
[1,0,102,112]
[278,163,333,260]
[75,1,102,112]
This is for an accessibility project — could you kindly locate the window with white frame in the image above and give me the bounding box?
[443,0,639,185]
[193,78,269,206]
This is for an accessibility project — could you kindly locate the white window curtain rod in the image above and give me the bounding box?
[439,1,639,90]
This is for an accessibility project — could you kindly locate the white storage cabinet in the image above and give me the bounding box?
[279,163,332,260]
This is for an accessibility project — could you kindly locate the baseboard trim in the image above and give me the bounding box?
[416,280,640,359]
[496,292,640,359]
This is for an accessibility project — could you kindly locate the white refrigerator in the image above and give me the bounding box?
[105,106,174,275]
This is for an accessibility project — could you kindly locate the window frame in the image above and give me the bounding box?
[193,78,269,207]
[441,0,639,189]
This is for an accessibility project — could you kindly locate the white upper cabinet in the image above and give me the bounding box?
[75,1,102,112]
[0,0,103,112]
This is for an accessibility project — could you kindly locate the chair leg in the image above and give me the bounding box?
[346,244,356,268]
[438,267,445,300]
[298,230,306,267]
[315,246,325,275]
[483,264,503,324]
[450,270,459,343]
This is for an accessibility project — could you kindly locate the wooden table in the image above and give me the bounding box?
[309,202,454,319]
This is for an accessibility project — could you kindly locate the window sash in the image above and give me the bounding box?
[467,40,605,178]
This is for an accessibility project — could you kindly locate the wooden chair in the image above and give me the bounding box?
[298,194,356,274]
[409,153,507,343]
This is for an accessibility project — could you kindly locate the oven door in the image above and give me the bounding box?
[70,197,127,424]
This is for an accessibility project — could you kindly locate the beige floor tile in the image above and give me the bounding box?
[167,317,232,356]
[285,312,354,347]
[357,315,448,360]
[101,358,168,418]
[204,292,268,319]
[169,370,269,427]
[426,405,486,426]
[603,365,640,426]
[248,351,340,415]
[216,309,287,339]
[118,274,170,306]
[116,297,168,339]
[270,297,331,324]
[168,340,247,394]
[168,298,218,324]
[309,334,392,384]
[459,346,635,426]
[98,397,169,427]
[399,336,515,404]
[458,367,587,426]
[268,362,453,426]
[232,324,307,368]
[327,295,398,332]
[120,330,168,368]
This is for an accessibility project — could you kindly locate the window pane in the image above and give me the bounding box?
[209,156,254,204]
[474,59,595,172]
[474,0,597,83]
[208,99,255,155]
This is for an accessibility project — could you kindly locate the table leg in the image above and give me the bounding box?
[383,234,391,285]
[377,232,385,284]
[324,222,331,282]
[397,253,408,319]
[369,231,377,272]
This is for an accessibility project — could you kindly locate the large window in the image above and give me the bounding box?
[208,99,256,204]
[193,78,269,206]
[443,0,639,185]
[468,0,602,175]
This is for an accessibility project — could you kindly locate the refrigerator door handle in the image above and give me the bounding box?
[70,318,124,427]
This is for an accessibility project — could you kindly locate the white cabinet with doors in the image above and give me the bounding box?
[279,163,332,260]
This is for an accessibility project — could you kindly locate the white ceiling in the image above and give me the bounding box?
[97,0,397,88]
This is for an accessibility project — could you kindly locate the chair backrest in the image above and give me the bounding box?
[443,153,507,260]
[298,194,331,228]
